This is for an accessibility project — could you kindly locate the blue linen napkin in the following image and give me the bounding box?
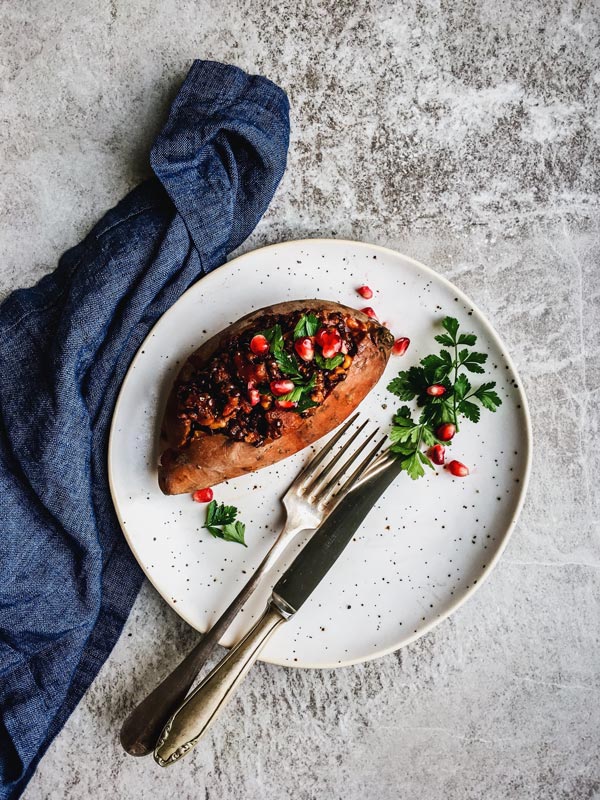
[0,60,289,799]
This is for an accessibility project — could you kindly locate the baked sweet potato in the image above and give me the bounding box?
[158,300,394,494]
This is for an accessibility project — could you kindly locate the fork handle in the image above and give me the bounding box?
[120,532,296,756]
[154,599,287,766]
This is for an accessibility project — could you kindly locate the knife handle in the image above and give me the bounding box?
[154,599,288,766]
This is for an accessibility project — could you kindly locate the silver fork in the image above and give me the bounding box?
[120,413,386,756]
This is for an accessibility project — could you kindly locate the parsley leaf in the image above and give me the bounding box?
[392,404,413,423]
[222,521,247,547]
[261,323,304,380]
[205,500,237,527]
[457,399,480,423]
[203,501,248,546]
[419,450,436,469]
[261,323,283,350]
[279,375,317,406]
[279,351,304,380]
[419,397,455,427]
[296,395,319,412]
[473,382,502,411]
[389,407,439,479]
[293,313,320,339]
[421,425,439,447]
[387,375,415,401]
[279,385,306,403]
[393,447,435,480]
[433,333,453,346]
[459,350,488,374]
[205,525,225,539]
[387,367,427,400]
[442,316,459,341]
[454,373,471,400]
[421,351,453,382]
[315,352,345,370]
[400,451,426,480]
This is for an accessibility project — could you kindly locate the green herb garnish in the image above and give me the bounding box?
[315,352,345,370]
[203,501,247,546]
[295,395,320,413]
[260,323,304,381]
[293,313,319,339]
[279,374,317,411]
[259,318,343,413]
[387,316,502,479]
[388,406,441,480]
[220,521,247,546]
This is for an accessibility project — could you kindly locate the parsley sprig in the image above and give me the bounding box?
[260,320,319,411]
[315,352,344,370]
[279,374,319,412]
[293,312,319,339]
[261,323,304,381]
[388,406,443,479]
[387,316,502,479]
[203,501,247,546]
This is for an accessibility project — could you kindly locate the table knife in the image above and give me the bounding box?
[154,457,403,766]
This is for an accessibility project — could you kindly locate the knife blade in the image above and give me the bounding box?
[272,456,404,614]
[154,456,404,766]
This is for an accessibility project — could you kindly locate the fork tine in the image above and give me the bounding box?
[301,418,371,496]
[352,450,395,490]
[325,428,387,502]
[359,444,392,476]
[310,426,380,504]
[288,412,360,491]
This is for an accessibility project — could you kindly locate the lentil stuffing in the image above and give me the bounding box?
[175,308,370,447]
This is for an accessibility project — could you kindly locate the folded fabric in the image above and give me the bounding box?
[0,60,289,799]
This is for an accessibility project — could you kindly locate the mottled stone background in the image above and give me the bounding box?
[2,1,599,798]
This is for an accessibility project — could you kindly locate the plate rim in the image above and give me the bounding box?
[108,237,533,669]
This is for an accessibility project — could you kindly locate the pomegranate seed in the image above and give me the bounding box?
[426,384,446,397]
[436,422,456,441]
[275,398,296,409]
[270,379,295,396]
[392,337,410,356]
[430,444,445,465]
[192,487,213,503]
[316,327,343,359]
[447,460,469,477]
[315,327,333,346]
[323,342,343,358]
[294,336,314,361]
[248,388,260,406]
[357,285,373,299]
[249,334,269,355]
[361,307,378,320]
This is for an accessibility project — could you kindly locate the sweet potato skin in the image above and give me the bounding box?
[158,300,394,495]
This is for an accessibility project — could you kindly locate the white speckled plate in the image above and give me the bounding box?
[108,239,531,668]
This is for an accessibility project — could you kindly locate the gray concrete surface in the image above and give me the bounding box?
[1,1,599,798]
